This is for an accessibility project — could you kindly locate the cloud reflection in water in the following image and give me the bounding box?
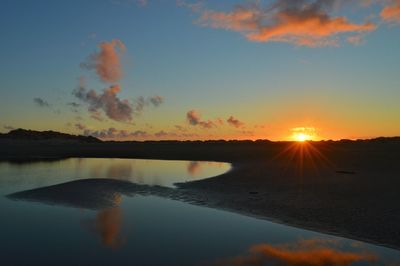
[210,238,377,266]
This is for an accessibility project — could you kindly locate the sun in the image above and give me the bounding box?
[294,133,311,142]
[290,127,316,142]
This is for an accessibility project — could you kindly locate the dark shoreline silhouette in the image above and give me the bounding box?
[2,128,400,250]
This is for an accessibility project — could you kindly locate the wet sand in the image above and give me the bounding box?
[2,139,400,250]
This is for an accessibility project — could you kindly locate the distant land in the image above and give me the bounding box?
[1,128,399,143]
[0,128,100,143]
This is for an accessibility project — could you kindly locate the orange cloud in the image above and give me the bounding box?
[81,39,126,83]
[212,238,377,266]
[196,0,376,47]
[381,0,400,23]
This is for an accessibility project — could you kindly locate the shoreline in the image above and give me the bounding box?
[1,139,400,250]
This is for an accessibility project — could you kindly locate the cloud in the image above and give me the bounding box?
[381,0,400,23]
[227,116,245,128]
[154,130,172,138]
[347,34,365,45]
[216,118,225,126]
[33,97,50,107]
[67,102,81,108]
[153,130,199,139]
[186,110,202,125]
[191,0,376,47]
[74,83,133,123]
[83,127,123,139]
[186,110,217,129]
[134,96,147,114]
[76,41,164,123]
[130,130,149,138]
[134,95,165,115]
[212,238,377,266]
[186,110,247,130]
[75,123,87,130]
[81,39,126,83]
[149,95,164,107]
[76,124,199,140]
[68,102,81,113]
[91,111,105,121]
[79,126,150,139]
[175,125,187,131]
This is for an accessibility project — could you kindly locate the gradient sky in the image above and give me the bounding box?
[1,0,399,141]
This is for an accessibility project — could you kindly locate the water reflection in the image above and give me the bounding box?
[95,207,124,248]
[80,194,125,249]
[0,158,230,189]
[3,159,400,265]
[106,162,134,179]
[187,161,227,177]
[74,158,231,187]
[187,161,201,176]
[81,206,125,249]
[211,238,378,266]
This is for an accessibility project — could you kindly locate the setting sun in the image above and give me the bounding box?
[290,127,316,142]
[293,133,312,142]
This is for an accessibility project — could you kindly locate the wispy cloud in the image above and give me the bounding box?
[187,0,377,47]
[227,116,245,128]
[186,110,217,129]
[133,95,164,115]
[3,125,15,131]
[149,95,164,107]
[67,102,80,108]
[83,127,138,139]
[76,125,197,140]
[75,124,151,139]
[153,130,199,139]
[33,97,50,107]
[90,111,105,121]
[186,110,249,130]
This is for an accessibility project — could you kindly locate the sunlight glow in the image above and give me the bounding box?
[294,133,311,142]
[291,127,316,142]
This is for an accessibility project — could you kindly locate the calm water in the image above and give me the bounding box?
[0,158,399,265]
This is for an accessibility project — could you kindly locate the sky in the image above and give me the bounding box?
[0,0,399,141]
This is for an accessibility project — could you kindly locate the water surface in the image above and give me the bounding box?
[1,158,399,265]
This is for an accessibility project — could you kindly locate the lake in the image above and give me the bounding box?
[0,158,399,265]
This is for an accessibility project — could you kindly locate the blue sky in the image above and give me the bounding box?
[1,0,399,140]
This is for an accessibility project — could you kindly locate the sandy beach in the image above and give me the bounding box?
[2,138,400,250]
